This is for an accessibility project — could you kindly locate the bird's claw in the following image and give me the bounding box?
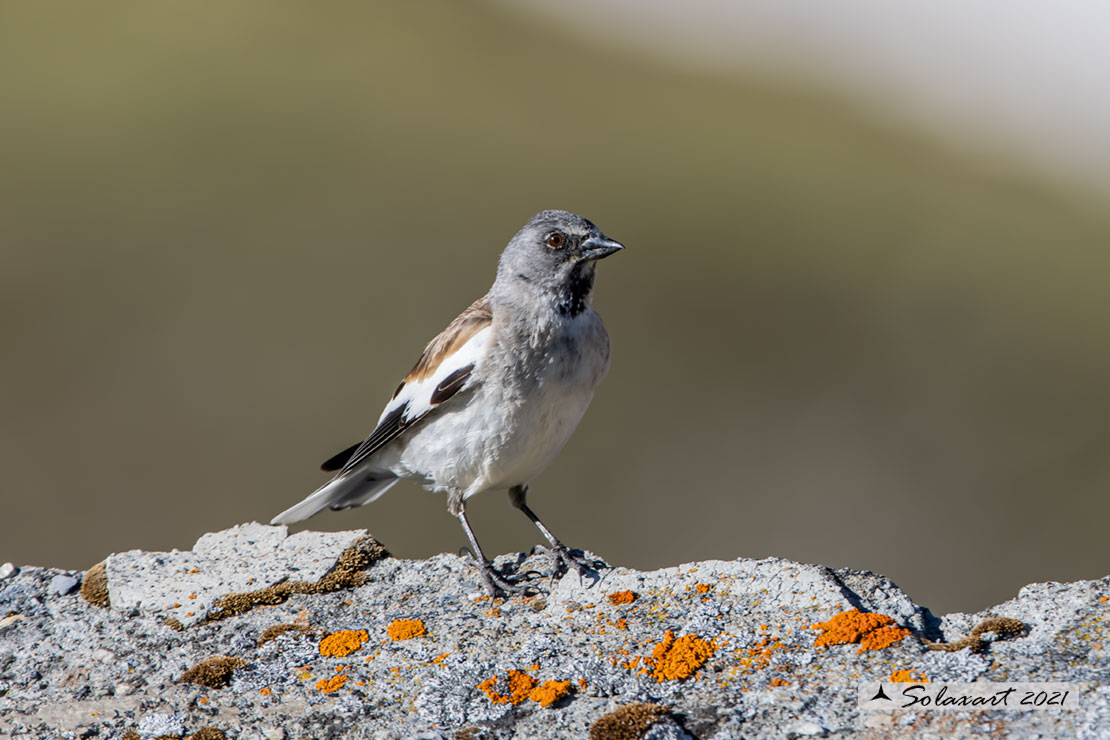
[480,568,536,597]
[533,542,602,579]
[460,547,540,597]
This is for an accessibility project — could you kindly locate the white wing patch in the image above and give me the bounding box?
[379,325,493,425]
[334,326,493,475]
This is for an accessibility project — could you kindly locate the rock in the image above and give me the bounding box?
[136,712,185,738]
[0,562,15,580]
[106,522,382,627]
[90,648,115,663]
[788,719,827,736]
[0,522,1106,738]
[643,720,694,740]
[48,574,79,596]
[0,614,27,629]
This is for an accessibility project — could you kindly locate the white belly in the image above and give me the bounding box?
[390,313,609,496]
[480,376,598,489]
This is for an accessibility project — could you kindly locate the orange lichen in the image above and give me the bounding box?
[529,679,572,707]
[315,674,348,693]
[504,670,537,704]
[477,669,538,705]
[607,590,637,605]
[318,629,370,657]
[769,677,790,687]
[643,630,715,681]
[611,618,629,630]
[859,626,909,652]
[695,584,713,595]
[387,618,427,641]
[811,609,910,653]
[259,688,271,696]
[578,678,588,690]
[486,607,502,618]
[740,635,787,670]
[626,656,643,671]
[890,670,929,683]
[1100,596,1108,603]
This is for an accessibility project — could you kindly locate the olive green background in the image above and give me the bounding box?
[2,2,1108,615]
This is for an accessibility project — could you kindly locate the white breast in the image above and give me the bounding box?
[393,311,610,497]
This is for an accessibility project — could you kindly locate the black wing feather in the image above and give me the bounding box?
[320,442,362,472]
[338,404,422,473]
[335,363,477,475]
[430,364,474,405]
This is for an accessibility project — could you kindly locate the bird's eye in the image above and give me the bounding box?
[545,232,565,248]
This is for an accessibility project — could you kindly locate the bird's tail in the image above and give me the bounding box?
[270,473,400,525]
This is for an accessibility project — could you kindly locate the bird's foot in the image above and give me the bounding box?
[460,548,540,597]
[533,542,604,580]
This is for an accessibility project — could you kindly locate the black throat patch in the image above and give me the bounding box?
[554,263,595,317]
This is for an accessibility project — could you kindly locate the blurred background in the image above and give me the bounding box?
[2,1,1108,616]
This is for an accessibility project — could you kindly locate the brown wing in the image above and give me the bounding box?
[403,294,493,383]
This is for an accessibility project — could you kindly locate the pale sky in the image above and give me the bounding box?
[510,0,1110,195]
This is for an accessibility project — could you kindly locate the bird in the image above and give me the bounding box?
[271,210,624,595]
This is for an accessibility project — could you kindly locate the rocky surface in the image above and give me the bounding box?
[1,523,1107,739]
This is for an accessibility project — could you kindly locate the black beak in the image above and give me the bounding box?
[580,235,624,261]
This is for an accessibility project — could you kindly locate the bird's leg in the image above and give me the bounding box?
[454,500,531,597]
[508,485,598,577]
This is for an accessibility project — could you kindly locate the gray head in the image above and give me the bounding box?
[493,210,623,318]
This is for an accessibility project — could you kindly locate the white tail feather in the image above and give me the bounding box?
[271,475,399,525]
